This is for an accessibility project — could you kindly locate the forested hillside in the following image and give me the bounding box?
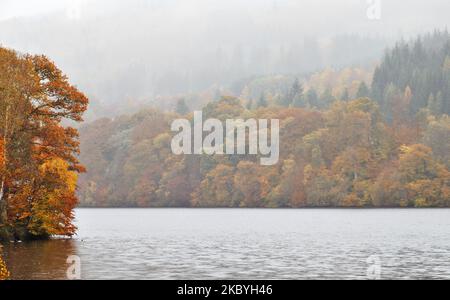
[372,31,450,119]
[77,31,450,208]
[78,99,449,208]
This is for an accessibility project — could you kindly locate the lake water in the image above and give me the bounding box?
[3,208,450,280]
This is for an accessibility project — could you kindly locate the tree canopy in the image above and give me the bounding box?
[78,96,450,208]
[0,47,88,241]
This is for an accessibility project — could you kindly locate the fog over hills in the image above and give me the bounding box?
[1,0,449,119]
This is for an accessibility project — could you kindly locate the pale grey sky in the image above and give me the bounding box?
[0,0,67,20]
[1,0,449,31]
[1,0,449,119]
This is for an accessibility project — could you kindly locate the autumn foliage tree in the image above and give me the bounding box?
[0,47,88,241]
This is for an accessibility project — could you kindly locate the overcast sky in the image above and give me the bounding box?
[1,0,449,118]
[1,0,449,33]
[0,0,64,20]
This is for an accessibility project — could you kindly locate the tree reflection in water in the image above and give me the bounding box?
[2,239,78,280]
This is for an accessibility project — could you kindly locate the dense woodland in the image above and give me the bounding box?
[0,47,88,242]
[372,31,450,118]
[78,32,450,208]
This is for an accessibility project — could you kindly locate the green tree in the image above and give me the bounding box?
[283,78,303,107]
[305,89,319,108]
[341,88,350,101]
[175,98,189,115]
[427,92,444,116]
[423,115,450,168]
[257,93,268,108]
[246,98,253,110]
[356,82,370,98]
[319,87,335,109]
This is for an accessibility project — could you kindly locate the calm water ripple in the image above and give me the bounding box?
[3,208,450,279]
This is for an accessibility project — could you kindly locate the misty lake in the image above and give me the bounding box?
[3,208,450,280]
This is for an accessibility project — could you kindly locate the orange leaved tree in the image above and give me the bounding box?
[0,47,88,241]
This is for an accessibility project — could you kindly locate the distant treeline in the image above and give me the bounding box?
[77,31,450,208]
[78,100,450,208]
[371,30,450,118]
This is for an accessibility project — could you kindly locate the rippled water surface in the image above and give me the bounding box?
[3,208,450,279]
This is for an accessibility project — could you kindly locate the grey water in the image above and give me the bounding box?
[3,208,450,280]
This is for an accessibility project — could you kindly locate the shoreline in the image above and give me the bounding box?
[74,206,450,209]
